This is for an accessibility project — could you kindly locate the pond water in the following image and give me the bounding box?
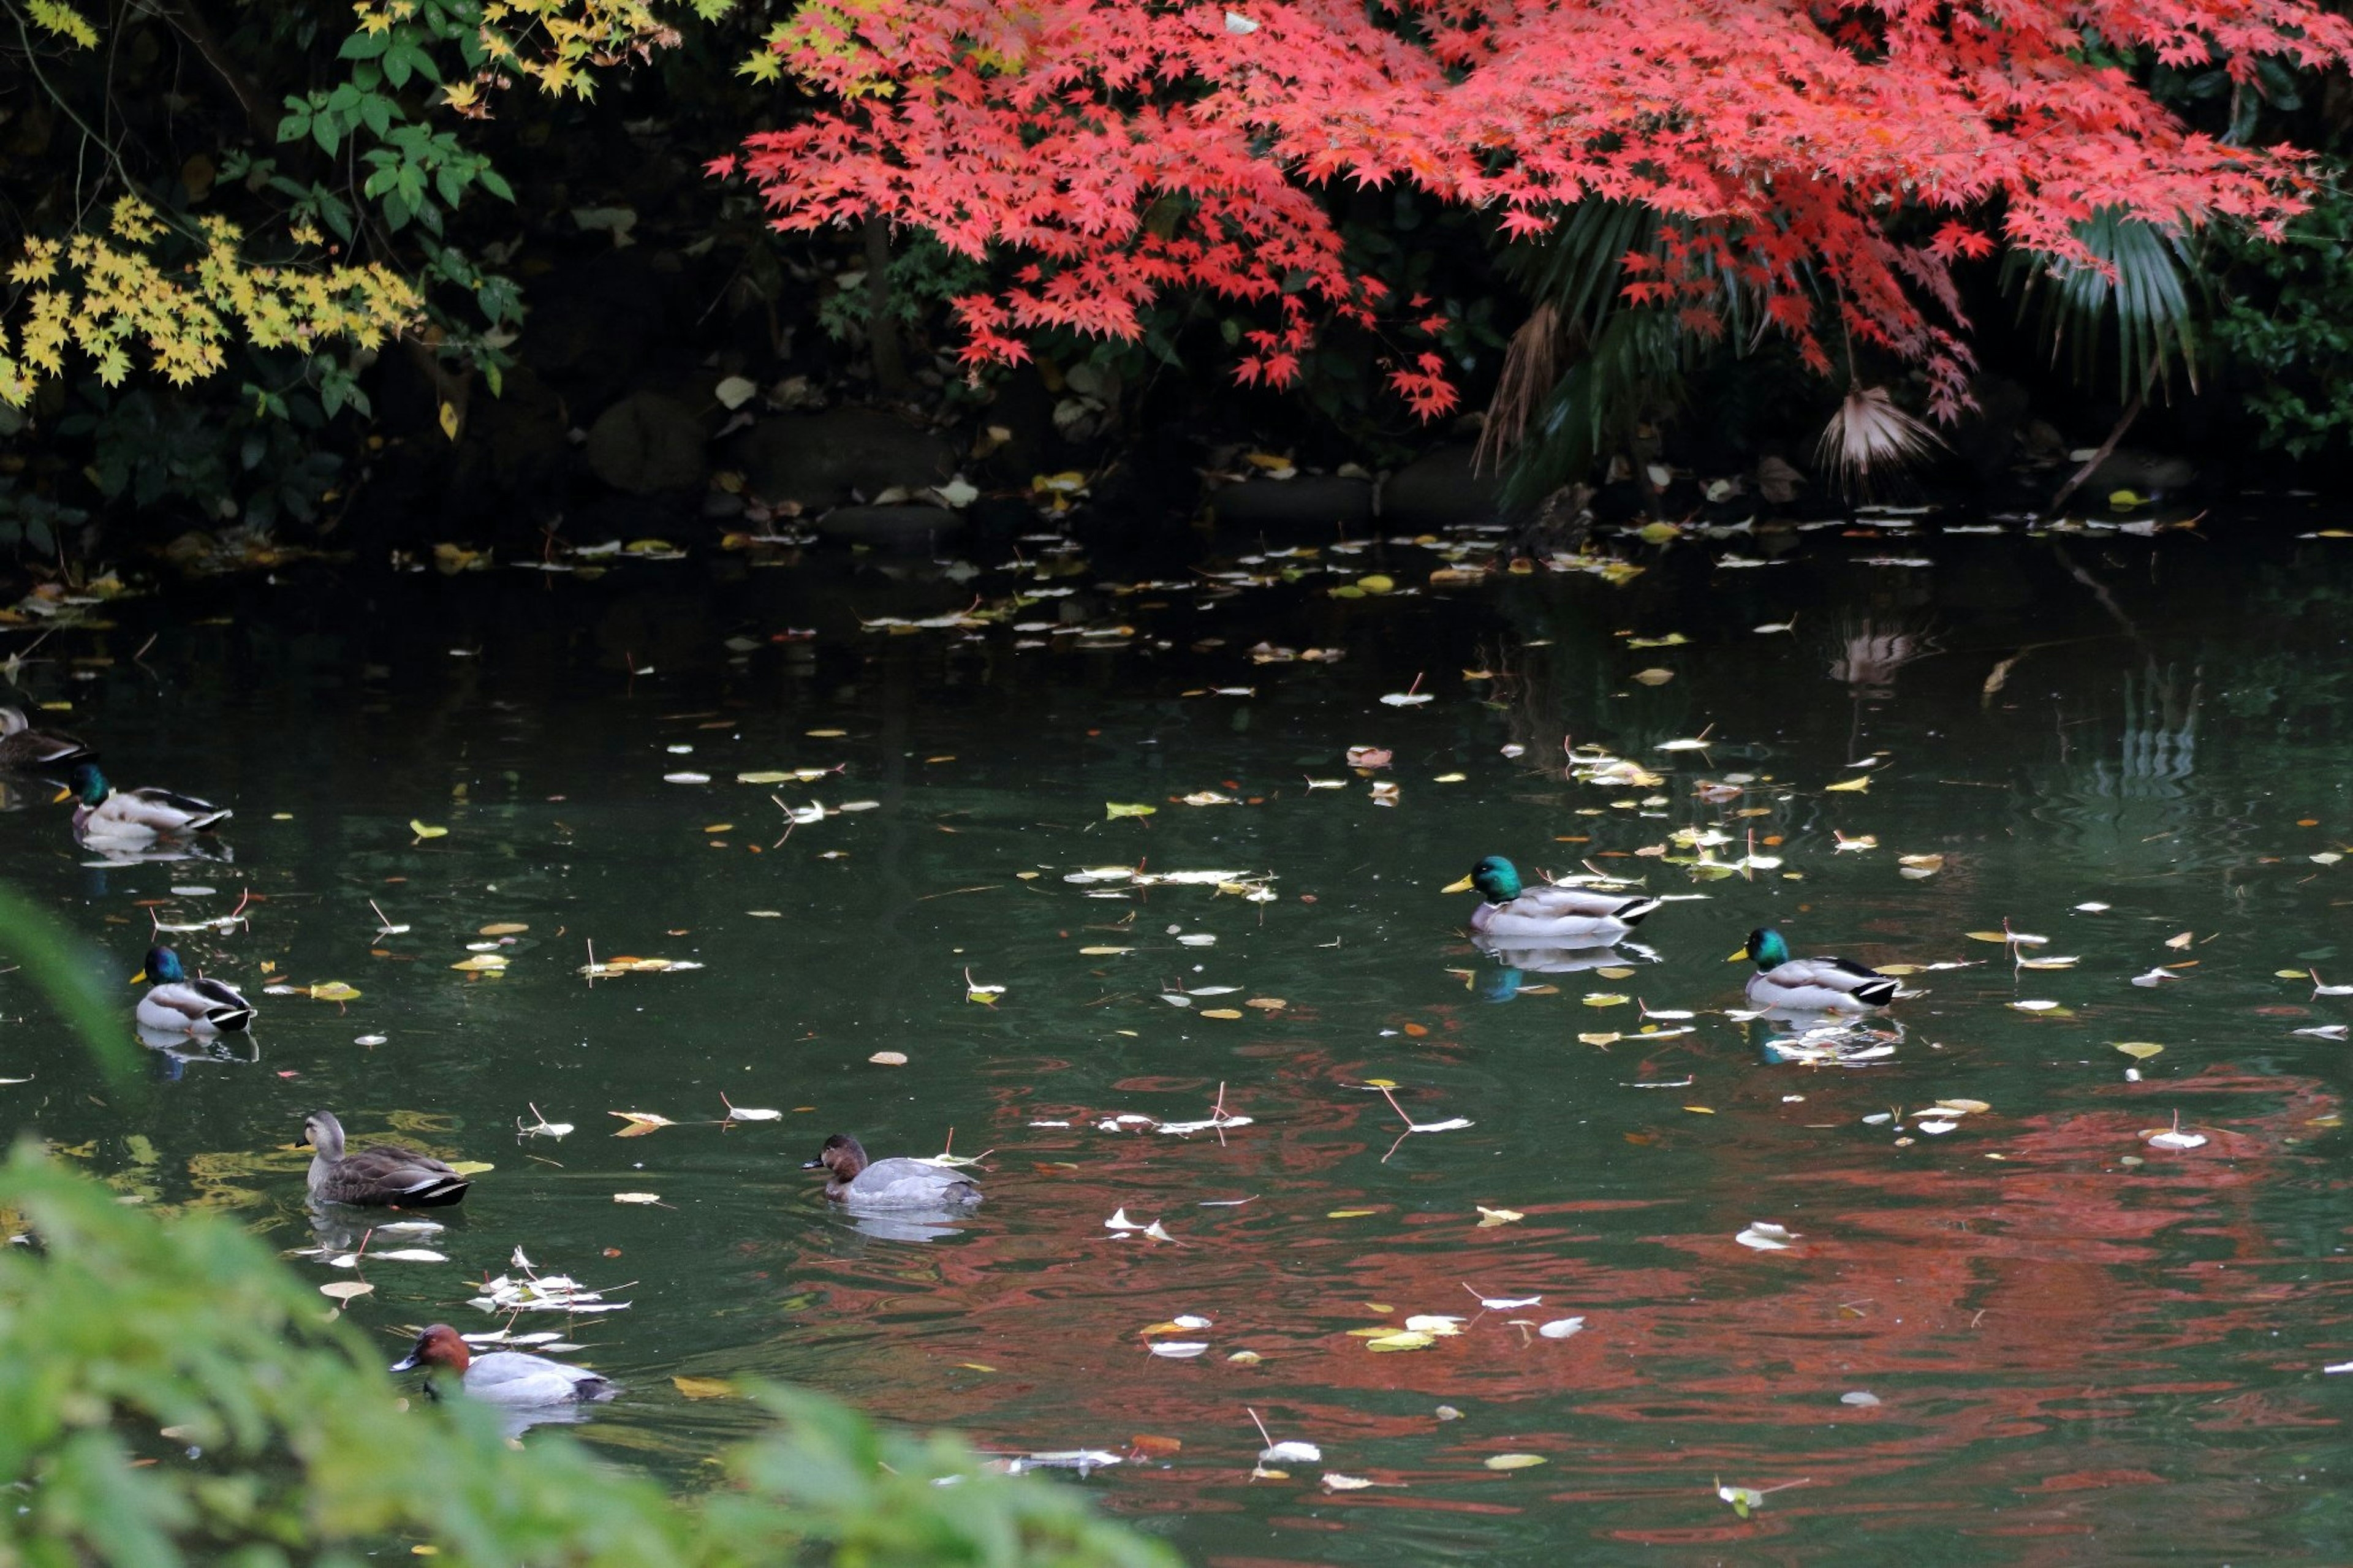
[6,502,2353,1564]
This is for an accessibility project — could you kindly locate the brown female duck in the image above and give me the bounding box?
[302,1110,471,1207]
[0,706,93,770]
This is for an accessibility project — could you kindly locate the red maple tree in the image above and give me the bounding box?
[722,0,2353,419]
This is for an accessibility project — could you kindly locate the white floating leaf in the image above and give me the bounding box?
[1537,1317,1586,1339]
[1148,1341,1208,1359]
[1260,1441,1320,1464]
[1736,1222,1795,1251]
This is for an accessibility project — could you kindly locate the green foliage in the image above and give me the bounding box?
[2210,180,2353,457]
[0,1139,1176,1568]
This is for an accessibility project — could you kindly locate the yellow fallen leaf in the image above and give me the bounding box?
[672,1376,732,1399]
[1476,1206,1524,1227]
[445,1161,494,1176]
[479,922,528,936]
[1105,801,1157,819]
[437,401,460,441]
[1683,1105,1715,1115]
[450,955,507,972]
[1366,1331,1434,1352]
[2114,1042,2165,1060]
[410,820,449,839]
[1327,1208,1378,1219]
[306,982,362,1002]
[1824,776,1872,793]
[1201,1008,1243,1019]
[1485,1453,1547,1471]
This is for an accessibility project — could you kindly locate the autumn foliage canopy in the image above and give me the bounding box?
[727,0,2353,419]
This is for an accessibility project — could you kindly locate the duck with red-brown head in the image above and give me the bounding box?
[391,1324,617,1406]
[803,1133,982,1210]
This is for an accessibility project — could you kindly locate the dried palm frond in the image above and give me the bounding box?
[1814,385,1941,493]
[1473,302,1561,474]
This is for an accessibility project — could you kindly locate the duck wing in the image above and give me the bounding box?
[466,1352,618,1404]
[116,787,233,833]
[317,1143,471,1207]
[844,1157,983,1210]
[0,727,93,768]
[1759,956,1899,1007]
[1506,885,1660,923]
[190,977,256,1031]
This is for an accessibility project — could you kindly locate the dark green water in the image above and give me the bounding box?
[6,507,2353,1564]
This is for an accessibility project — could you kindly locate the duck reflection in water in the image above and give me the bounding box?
[1473,935,1659,1002]
[135,1023,259,1080]
[1746,1012,1906,1066]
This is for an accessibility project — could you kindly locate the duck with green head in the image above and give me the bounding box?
[64,762,231,845]
[1446,855,1661,945]
[134,944,255,1035]
[1738,927,1899,1013]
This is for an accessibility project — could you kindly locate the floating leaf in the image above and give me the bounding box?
[1475,1206,1524,1227]
[721,1096,781,1121]
[1823,776,1872,793]
[480,922,528,936]
[1537,1317,1586,1339]
[1260,1441,1320,1464]
[409,820,448,839]
[869,1050,908,1066]
[1736,1222,1795,1251]
[307,981,363,1002]
[613,1192,662,1204]
[1105,802,1158,820]
[320,1281,374,1301]
[672,1376,733,1399]
[1484,1454,1547,1471]
[608,1111,675,1136]
[451,954,508,972]
[1322,1473,1379,1491]
[2114,1042,2165,1061]
[1365,1330,1434,1352]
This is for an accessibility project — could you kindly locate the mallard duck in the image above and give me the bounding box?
[805,1134,981,1210]
[392,1324,617,1406]
[1739,927,1899,1013]
[1446,855,1661,944]
[0,706,93,770]
[302,1110,471,1208]
[134,944,254,1034]
[64,763,230,843]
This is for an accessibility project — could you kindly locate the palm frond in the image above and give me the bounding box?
[1814,385,1941,493]
[2001,208,2202,396]
[1499,309,1685,511]
[1472,301,1561,474]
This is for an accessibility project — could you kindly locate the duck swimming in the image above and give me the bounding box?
[64,762,230,844]
[0,706,93,770]
[1740,927,1900,1013]
[1446,855,1661,945]
[391,1324,616,1406]
[302,1110,471,1207]
[134,945,254,1034]
[804,1134,981,1210]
